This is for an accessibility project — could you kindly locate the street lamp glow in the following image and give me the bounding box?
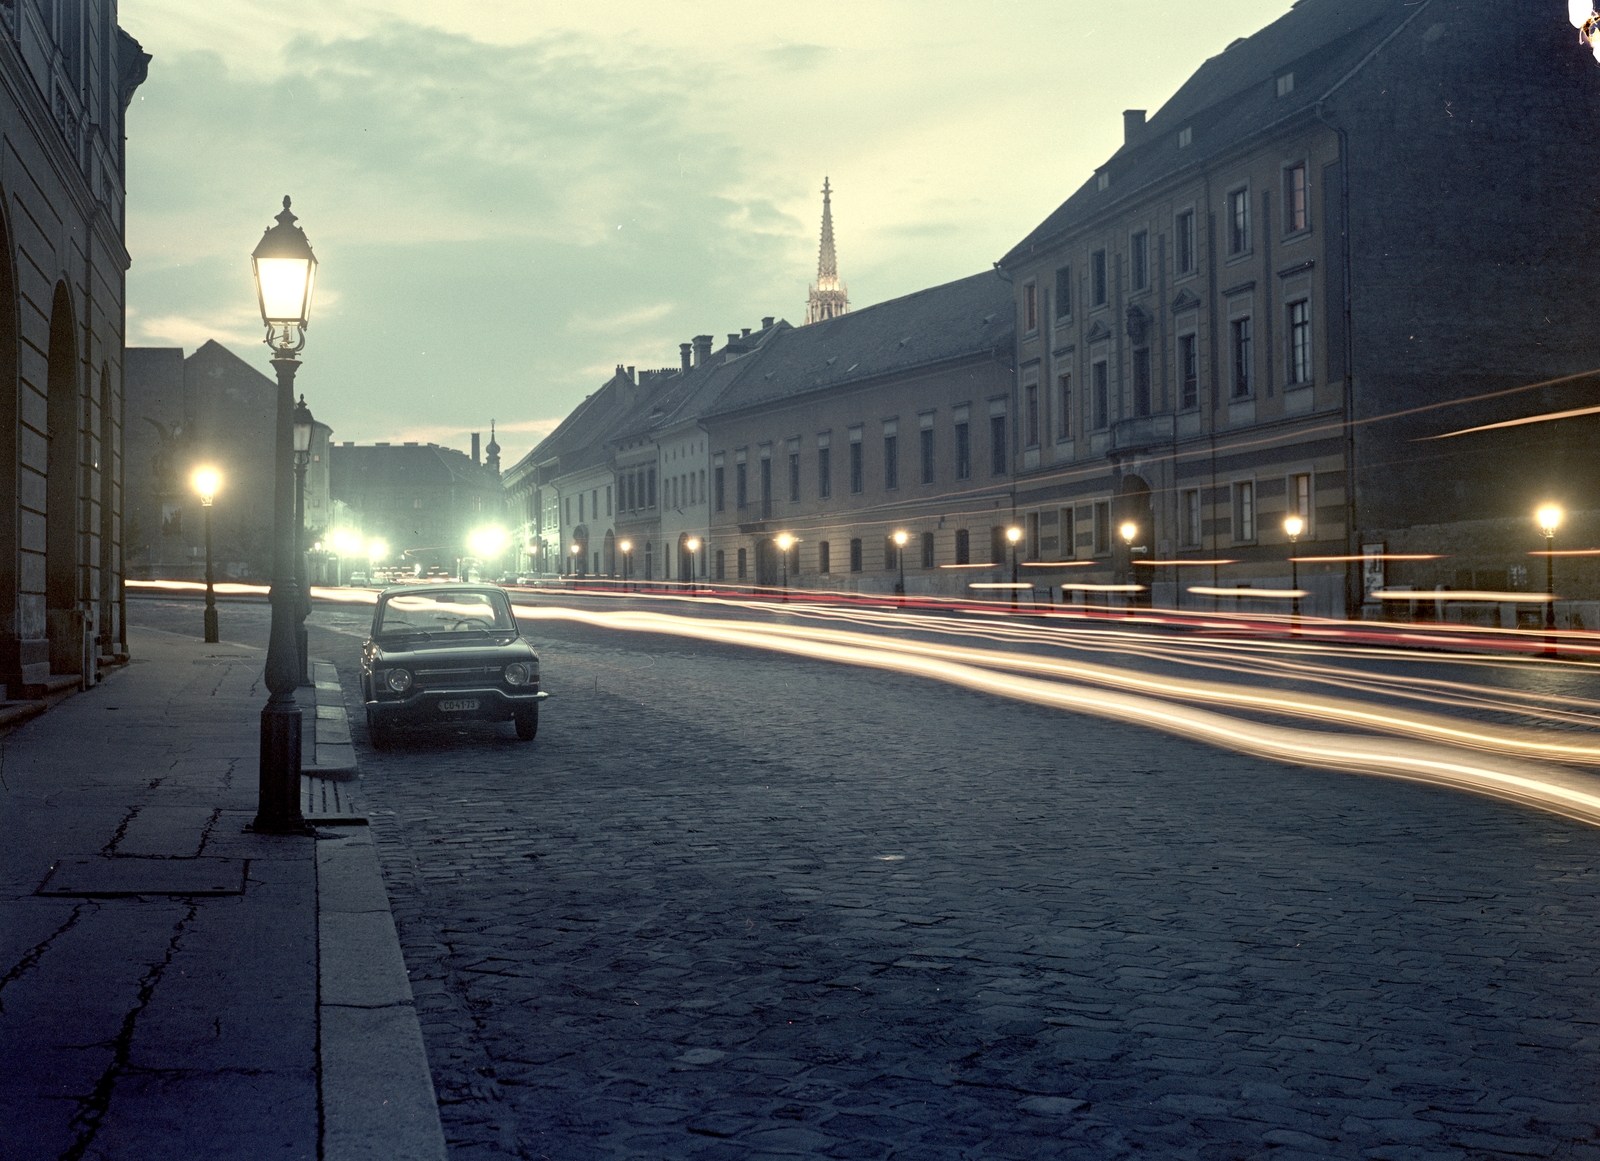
[619,540,632,553]
[892,530,908,547]
[775,533,795,552]
[570,544,581,555]
[1006,526,1023,544]
[1119,521,1137,544]
[192,466,220,506]
[686,537,701,553]
[329,529,362,556]
[1538,505,1562,536]
[1573,0,1593,29]
[366,539,389,564]
[468,525,509,558]
[1283,515,1305,539]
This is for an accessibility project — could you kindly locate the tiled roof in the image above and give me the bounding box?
[1001,0,1424,265]
[705,270,1014,417]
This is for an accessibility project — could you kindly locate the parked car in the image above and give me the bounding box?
[360,584,547,745]
[347,571,370,587]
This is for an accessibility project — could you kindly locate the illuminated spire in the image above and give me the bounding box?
[806,177,850,325]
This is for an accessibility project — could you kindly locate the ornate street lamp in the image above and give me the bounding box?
[1570,2,1600,63]
[775,533,795,601]
[892,530,908,602]
[250,195,317,835]
[685,537,701,594]
[1284,514,1304,633]
[619,539,633,591]
[192,466,220,643]
[292,394,314,686]
[1538,504,1562,646]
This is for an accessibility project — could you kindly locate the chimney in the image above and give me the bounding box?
[627,365,636,383]
[692,334,713,366]
[1123,109,1146,144]
[762,316,774,329]
[680,342,692,373]
[728,333,739,347]
[472,432,480,464]
[742,327,751,337]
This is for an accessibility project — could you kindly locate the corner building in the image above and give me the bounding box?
[999,0,1600,616]
[0,3,146,693]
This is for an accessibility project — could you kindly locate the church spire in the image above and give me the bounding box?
[806,177,850,325]
[485,420,501,476]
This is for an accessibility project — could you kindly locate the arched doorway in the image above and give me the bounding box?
[755,537,779,588]
[45,281,81,675]
[1118,474,1153,606]
[570,525,589,577]
[603,529,616,577]
[677,532,694,583]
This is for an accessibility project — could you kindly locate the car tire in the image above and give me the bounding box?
[514,704,538,741]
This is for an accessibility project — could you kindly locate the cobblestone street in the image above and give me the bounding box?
[138,598,1600,1159]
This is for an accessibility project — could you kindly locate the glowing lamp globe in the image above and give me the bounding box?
[252,196,318,329]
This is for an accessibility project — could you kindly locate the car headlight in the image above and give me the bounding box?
[386,668,413,693]
[504,662,532,686]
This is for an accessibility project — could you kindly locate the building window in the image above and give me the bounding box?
[788,452,800,502]
[1284,163,1307,233]
[1288,300,1311,385]
[1097,171,1110,191]
[760,458,772,519]
[606,485,612,516]
[1231,317,1252,398]
[1131,231,1149,292]
[955,420,970,480]
[1092,360,1109,430]
[1229,188,1250,254]
[1055,266,1072,319]
[1132,348,1151,418]
[1091,249,1108,307]
[1181,489,1202,547]
[578,493,584,522]
[990,526,1005,565]
[1022,281,1038,333]
[1292,473,1312,525]
[737,547,747,578]
[990,415,1007,476]
[715,549,725,579]
[647,468,656,508]
[884,435,898,489]
[818,446,831,498]
[1057,374,1072,440]
[955,528,970,565]
[1024,383,1039,448]
[1059,507,1075,558]
[1234,481,1256,542]
[920,428,934,484]
[1178,334,1199,409]
[884,535,899,572]
[645,542,653,580]
[1027,511,1040,560]
[786,539,799,576]
[849,439,863,494]
[1094,501,1111,555]
[1176,210,1195,275]
[921,531,935,569]
[714,465,725,511]
[1276,72,1295,97]
[736,462,747,508]
[1178,126,1192,148]
[849,538,863,572]
[818,541,830,573]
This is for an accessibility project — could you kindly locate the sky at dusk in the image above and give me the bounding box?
[118,0,1298,470]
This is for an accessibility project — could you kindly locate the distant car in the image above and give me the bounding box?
[347,571,370,586]
[360,583,547,746]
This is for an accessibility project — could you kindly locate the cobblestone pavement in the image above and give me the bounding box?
[132,597,1600,1160]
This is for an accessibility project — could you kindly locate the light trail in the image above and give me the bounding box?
[519,604,1600,829]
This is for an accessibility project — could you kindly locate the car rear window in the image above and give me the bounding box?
[377,591,515,634]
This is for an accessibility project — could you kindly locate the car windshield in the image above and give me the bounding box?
[376,591,515,635]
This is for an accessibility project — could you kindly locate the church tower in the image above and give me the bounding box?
[485,421,501,478]
[805,177,849,325]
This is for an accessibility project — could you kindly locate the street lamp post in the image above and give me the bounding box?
[1006,525,1023,609]
[570,543,581,580]
[619,540,633,591]
[686,537,701,594]
[1119,521,1138,613]
[193,467,220,643]
[775,533,794,601]
[292,395,314,686]
[892,530,908,603]
[250,195,318,835]
[1284,514,1304,635]
[1538,504,1562,652]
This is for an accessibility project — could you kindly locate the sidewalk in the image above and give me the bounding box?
[0,625,444,1161]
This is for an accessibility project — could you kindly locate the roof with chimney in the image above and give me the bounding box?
[610,322,789,445]
[706,269,1013,418]
[1000,0,1425,266]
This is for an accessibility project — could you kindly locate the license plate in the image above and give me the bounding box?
[436,698,479,712]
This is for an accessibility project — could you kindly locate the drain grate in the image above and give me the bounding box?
[37,856,248,897]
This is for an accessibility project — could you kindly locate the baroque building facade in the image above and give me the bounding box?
[0,1,147,694]
[999,0,1600,617]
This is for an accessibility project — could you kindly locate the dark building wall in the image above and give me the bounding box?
[329,442,505,574]
[1337,4,1600,563]
[0,1,147,690]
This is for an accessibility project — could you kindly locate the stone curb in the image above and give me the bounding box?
[311,659,447,1161]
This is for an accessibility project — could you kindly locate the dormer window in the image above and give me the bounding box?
[1178,126,1192,148]
[1276,73,1294,97]
[1097,172,1110,191]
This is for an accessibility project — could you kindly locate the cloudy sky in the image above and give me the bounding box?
[120,0,1297,469]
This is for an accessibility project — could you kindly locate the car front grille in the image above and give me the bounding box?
[413,665,502,690]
